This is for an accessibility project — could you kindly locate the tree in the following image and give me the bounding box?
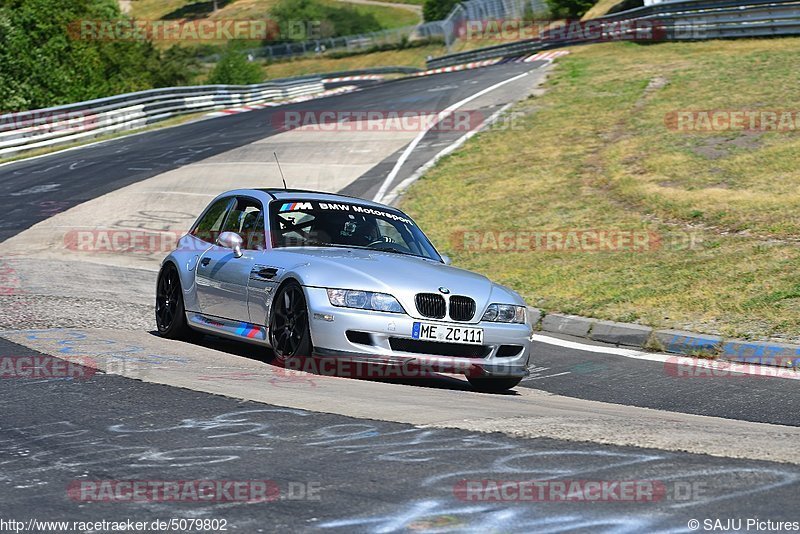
[423,0,460,22]
[207,43,263,85]
[271,0,382,39]
[0,0,193,110]
[546,0,595,18]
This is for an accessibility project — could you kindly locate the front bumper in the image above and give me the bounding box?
[305,287,532,378]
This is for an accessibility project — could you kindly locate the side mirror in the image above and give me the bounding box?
[441,254,451,265]
[217,231,244,258]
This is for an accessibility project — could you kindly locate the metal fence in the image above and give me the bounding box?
[439,0,550,47]
[241,21,447,61]
[236,0,549,60]
[0,78,324,158]
[177,0,800,64]
[427,0,800,67]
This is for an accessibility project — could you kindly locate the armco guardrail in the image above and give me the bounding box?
[0,77,324,158]
[427,0,800,68]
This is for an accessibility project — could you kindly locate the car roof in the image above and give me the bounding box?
[255,189,400,211]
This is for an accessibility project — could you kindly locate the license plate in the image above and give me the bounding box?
[412,322,483,345]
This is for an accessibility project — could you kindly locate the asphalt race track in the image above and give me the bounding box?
[1,64,799,532]
[2,343,799,532]
[522,333,800,427]
[0,63,540,242]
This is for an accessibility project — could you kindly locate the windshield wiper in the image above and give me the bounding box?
[371,246,416,256]
[304,242,422,258]
[307,242,367,250]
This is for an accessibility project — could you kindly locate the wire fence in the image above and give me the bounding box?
[233,0,549,61]
[427,0,800,67]
[239,21,447,61]
[439,0,550,47]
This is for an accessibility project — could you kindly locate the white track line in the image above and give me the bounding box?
[380,103,512,205]
[533,334,648,357]
[532,334,800,381]
[372,70,531,204]
[380,55,573,204]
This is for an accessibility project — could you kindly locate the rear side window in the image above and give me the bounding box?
[221,197,266,251]
[191,198,233,244]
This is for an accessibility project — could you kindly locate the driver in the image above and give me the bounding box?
[360,219,380,244]
[352,218,385,245]
[327,215,391,247]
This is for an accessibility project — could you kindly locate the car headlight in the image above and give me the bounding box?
[482,304,526,324]
[327,289,405,313]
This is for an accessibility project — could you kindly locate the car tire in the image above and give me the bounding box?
[466,376,523,392]
[269,280,313,362]
[155,263,195,340]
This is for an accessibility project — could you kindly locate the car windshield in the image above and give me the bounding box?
[270,199,441,261]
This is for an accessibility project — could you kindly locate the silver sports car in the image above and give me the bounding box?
[155,189,532,391]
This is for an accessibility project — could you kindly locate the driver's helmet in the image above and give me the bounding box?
[353,217,380,245]
[322,215,381,246]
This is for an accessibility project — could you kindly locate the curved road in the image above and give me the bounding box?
[0,63,535,242]
[1,63,799,532]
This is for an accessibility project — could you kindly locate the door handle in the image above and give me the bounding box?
[200,257,211,267]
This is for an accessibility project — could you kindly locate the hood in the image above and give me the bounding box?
[269,247,523,321]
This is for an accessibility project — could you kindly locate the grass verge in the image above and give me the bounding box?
[328,1,420,27]
[582,0,628,19]
[400,38,800,343]
[131,0,419,31]
[371,0,425,5]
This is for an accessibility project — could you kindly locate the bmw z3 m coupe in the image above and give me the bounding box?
[155,189,532,391]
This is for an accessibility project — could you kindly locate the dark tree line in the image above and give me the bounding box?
[0,0,193,111]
